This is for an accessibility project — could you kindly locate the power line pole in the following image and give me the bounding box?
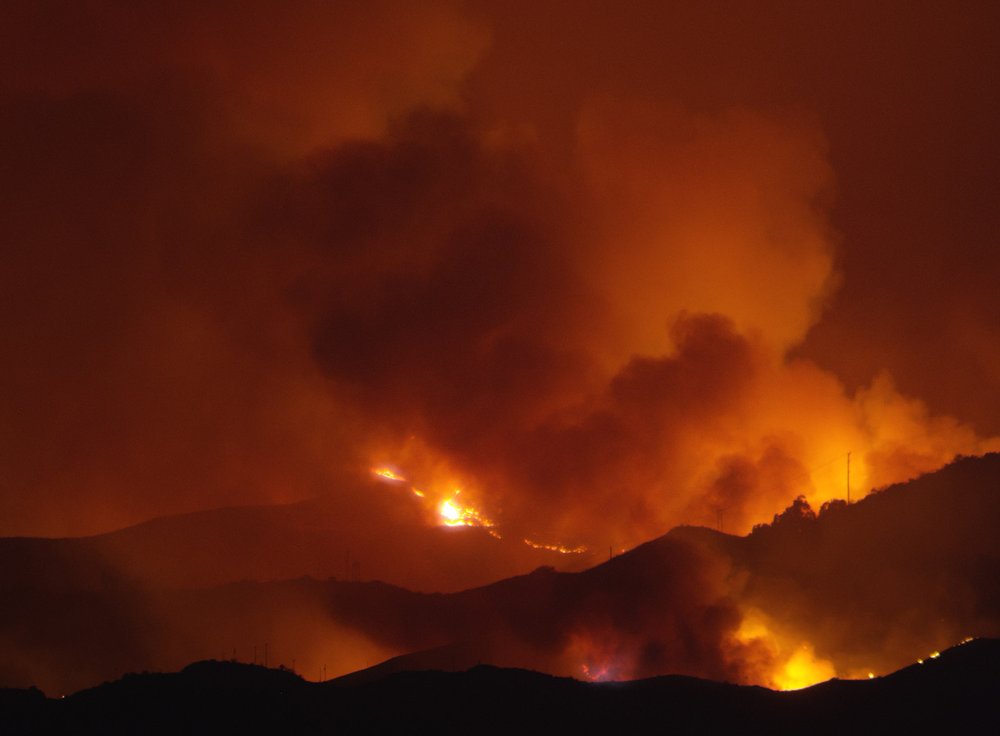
[847,451,851,505]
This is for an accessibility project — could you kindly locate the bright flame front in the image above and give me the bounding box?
[370,464,496,530]
[523,538,588,554]
[734,609,837,691]
[437,492,495,528]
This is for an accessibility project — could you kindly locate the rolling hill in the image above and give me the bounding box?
[2,638,997,735]
[2,454,998,696]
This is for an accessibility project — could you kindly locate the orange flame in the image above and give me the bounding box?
[371,467,406,482]
[370,464,495,529]
[734,608,836,690]
[437,491,495,528]
[523,538,588,554]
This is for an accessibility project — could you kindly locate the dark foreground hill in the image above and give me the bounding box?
[2,638,998,735]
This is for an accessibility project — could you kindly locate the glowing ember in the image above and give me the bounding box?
[371,467,406,482]
[581,663,611,682]
[523,538,588,554]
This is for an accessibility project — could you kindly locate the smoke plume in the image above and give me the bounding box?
[0,0,997,562]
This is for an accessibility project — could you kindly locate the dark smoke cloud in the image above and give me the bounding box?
[275,107,849,546]
[277,111,603,479]
[0,1,486,535]
[465,0,1000,434]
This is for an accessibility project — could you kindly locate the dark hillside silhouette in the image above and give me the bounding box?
[0,484,595,595]
[2,638,998,735]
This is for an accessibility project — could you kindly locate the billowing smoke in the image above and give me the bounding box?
[1,1,998,566]
[283,104,998,549]
[0,0,488,535]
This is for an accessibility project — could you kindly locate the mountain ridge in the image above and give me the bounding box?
[3,638,997,735]
[2,453,998,696]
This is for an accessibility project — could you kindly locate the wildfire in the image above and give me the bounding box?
[772,643,836,691]
[439,498,463,523]
[370,462,602,549]
[437,491,495,528]
[371,467,406,482]
[580,663,611,682]
[735,609,836,691]
[523,539,588,554]
[917,638,972,665]
[567,632,628,683]
[370,465,495,529]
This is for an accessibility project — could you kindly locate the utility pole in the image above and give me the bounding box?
[847,451,851,505]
